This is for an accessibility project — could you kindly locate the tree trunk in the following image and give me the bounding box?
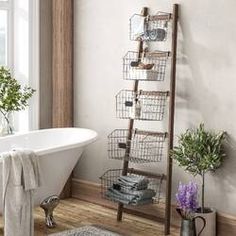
[201,171,205,213]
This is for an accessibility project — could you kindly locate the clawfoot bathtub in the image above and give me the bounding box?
[0,127,97,213]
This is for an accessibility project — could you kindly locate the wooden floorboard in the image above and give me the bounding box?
[71,179,236,236]
[0,198,180,236]
[71,178,181,227]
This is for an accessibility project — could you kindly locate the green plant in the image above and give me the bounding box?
[172,124,226,213]
[0,66,35,134]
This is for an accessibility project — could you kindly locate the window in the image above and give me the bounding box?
[0,0,39,132]
[0,10,7,66]
[0,0,12,67]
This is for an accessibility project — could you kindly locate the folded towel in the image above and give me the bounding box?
[132,198,153,205]
[20,150,42,191]
[120,188,156,200]
[105,186,155,206]
[105,188,132,205]
[117,175,149,190]
[133,17,145,40]
[2,149,42,236]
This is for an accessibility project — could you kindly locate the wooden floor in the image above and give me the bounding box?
[0,198,180,236]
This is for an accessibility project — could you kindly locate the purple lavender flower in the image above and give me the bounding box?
[176,182,198,219]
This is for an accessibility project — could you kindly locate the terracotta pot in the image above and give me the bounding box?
[195,208,216,236]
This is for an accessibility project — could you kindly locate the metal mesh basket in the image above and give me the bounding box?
[116,90,168,121]
[129,12,171,41]
[123,51,169,81]
[100,169,164,205]
[108,129,167,163]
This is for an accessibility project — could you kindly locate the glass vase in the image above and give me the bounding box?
[0,112,14,136]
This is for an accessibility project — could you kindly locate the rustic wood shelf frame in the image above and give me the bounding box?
[116,5,179,236]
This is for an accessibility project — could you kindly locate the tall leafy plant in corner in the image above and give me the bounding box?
[0,66,35,134]
[172,124,226,213]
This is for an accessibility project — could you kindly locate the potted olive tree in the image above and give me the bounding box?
[172,124,226,236]
[0,67,35,135]
[176,181,206,236]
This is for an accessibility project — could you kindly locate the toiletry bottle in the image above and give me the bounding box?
[135,99,142,118]
[130,98,141,119]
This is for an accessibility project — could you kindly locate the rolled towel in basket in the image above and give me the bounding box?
[117,175,149,190]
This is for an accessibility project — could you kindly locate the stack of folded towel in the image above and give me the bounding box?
[105,175,156,205]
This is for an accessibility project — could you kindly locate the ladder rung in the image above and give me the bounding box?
[128,168,166,180]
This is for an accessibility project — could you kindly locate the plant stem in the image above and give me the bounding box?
[201,171,205,213]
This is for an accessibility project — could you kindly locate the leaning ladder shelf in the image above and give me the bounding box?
[101,4,178,235]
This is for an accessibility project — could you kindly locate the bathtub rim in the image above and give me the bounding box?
[0,127,98,156]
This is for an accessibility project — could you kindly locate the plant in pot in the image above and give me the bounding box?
[176,181,206,236]
[0,66,35,135]
[172,124,226,236]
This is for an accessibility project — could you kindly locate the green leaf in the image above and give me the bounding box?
[0,66,35,113]
[171,123,226,176]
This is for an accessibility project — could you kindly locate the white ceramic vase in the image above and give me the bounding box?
[195,208,216,236]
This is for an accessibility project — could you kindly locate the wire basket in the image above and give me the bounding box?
[100,169,164,205]
[116,90,168,121]
[129,12,171,41]
[123,51,169,81]
[108,129,167,163]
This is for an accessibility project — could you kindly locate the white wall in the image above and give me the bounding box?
[73,0,236,216]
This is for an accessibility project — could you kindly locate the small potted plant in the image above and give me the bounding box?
[0,66,35,135]
[176,181,206,236]
[172,124,226,236]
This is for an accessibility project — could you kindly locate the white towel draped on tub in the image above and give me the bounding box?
[2,150,42,236]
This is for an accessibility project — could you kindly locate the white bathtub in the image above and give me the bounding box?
[0,127,97,212]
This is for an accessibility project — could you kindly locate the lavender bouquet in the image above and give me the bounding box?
[176,182,198,220]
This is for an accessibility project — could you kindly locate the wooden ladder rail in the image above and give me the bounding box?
[117,7,149,222]
[165,4,179,235]
[116,5,179,236]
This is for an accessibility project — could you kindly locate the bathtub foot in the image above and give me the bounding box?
[40,195,60,228]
